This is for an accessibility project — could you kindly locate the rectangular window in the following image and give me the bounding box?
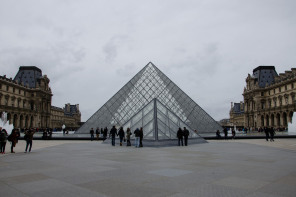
[279,87,281,92]
[261,92,264,96]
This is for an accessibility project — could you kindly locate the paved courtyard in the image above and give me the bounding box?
[1,139,296,197]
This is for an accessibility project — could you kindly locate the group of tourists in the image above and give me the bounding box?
[216,127,276,141]
[91,126,192,147]
[177,127,190,146]
[89,127,109,141]
[0,127,35,154]
[90,126,144,147]
[262,127,276,141]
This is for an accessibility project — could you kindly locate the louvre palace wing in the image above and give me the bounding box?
[76,62,222,134]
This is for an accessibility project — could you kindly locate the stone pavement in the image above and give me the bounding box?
[0,139,296,197]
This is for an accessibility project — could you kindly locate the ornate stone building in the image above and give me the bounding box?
[229,102,244,128]
[51,104,81,129]
[243,66,296,130]
[0,66,81,130]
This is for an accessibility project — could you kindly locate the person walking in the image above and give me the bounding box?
[9,129,19,153]
[126,128,132,146]
[223,127,228,140]
[177,128,183,146]
[183,127,189,146]
[24,128,35,153]
[139,127,144,147]
[216,130,221,139]
[269,127,275,142]
[0,128,8,154]
[103,127,108,141]
[118,127,125,146]
[134,128,140,148]
[90,128,95,141]
[231,128,236,139]
[96,128,100,140]
[110,126,117,146]
[264,127,269,141]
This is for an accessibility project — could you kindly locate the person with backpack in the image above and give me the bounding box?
[0,128,8,154]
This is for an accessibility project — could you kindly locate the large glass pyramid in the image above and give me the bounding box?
[76,62,222,135]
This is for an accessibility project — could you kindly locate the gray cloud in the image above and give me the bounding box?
[1,0,296,122]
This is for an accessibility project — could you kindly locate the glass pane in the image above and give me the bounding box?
[143,121,154,139]
[168,111,178,125]
[143,110,154,126]
[143,101,154,116]
[131,120,142,133]
[157,119,170,139]
[131,110,142,125]
[123,121,131,131]
[157,109,168,126]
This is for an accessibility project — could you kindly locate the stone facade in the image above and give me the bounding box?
[0,66,81,130]
[229,102,245,128]
[243,66,296,130]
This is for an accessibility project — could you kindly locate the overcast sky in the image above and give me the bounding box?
[1,0,296,122]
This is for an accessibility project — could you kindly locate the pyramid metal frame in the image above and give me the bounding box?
[76,62,222,134]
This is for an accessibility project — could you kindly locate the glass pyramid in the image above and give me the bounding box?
[76,62,222,135]
[122,98,201,140]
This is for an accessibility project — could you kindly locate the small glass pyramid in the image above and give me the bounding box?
[76,62,222,135]
[122,98,201,140]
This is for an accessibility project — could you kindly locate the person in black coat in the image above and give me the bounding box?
[264,127,269,141]
[110,126,118,146]
[90,128,94,141]
[103,127,108,141]
[139,127,144,147]
[269,127,275,142]
[0,128,8,154]
[216,130,221,139]
[134,128,140,148]
[118,127,125,146]
[223,127,228,140]
[177,128,183,146]
[183,127,189,146]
